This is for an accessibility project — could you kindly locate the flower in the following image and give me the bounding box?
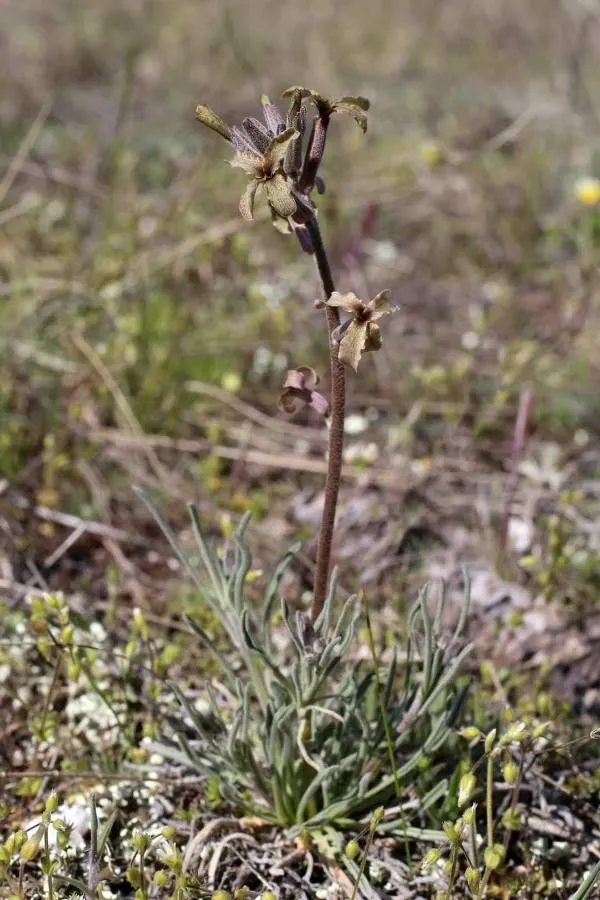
[195,95,315,248]
[316,290,396,371]
[231,126,301,221]
[195,89,370,250]
[574,175,600,206]
[278,366,329,416]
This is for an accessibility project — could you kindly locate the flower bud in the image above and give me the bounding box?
[484,729,497,753]
[466,866,480,892]
[20,827,44,862]
[483,843,504,870]
[458,772,476,808]
[442,820,462,843]
[462,803,477,825]
[345,839,360,859]
[423,848,442,868]
[500,722,527,746]
[126,867,142,888]
[502,760,519,785]
[45,793,59,814]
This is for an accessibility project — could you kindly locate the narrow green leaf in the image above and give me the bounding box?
[261,544,300,648]
[313,566,339,635]
[296,764,343,824]
[568,860,600,900]
[281,597,304,656]
[134,488,210,599]
[232,531,252,612]
[187,504,227,597]
[96,804,118,857]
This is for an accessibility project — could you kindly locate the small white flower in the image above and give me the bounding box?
[461,330,479,351]
[344,413,370,435]
[89,622,107,642]
[508,517,534,554]
[343,442,379,465]
[368,861,386,883]
[368,239,399,264]
[252,346,273,375]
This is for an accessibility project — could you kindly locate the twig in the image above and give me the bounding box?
[183,817,268,874]
[184,379,327,443]
[70,331,175,488]
[43,523,87,568]
[8,491,148,545]
[86,427,415,489]
[0,96,52,205]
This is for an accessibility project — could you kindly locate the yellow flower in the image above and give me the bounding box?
[574,176,600,206]
[419,141,443,168]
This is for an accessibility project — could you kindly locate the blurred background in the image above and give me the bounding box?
[1,0,600,695]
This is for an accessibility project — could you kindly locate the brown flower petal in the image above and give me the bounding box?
[364,322,383,352]
[278,367,329,417]
[286,366,318,390]
[264,127,300,169]
[323,290,395,370]
[242,116,272,153]
[230,149,262,175]
[261,95,286,135]
[322,291,363,313]
[270,209,293,235]
[231,125,258,153]
[265,173,297,219]
[337,320,370,372]
[239,180,259,220]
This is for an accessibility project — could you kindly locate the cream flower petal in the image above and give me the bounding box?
[230,150,262,175]
[338,322,369,372]
[323,291,363,313]
[265,173,297,219]
[264,127,299,168]
[239,180,259,220]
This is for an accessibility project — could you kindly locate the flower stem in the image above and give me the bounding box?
[306,216,345,622]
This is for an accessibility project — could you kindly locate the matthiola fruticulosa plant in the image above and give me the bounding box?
[195,88,396,620]
[138,89,471,868]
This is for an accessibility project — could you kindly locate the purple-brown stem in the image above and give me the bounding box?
[306,215,345,623]
[499,385,534,556]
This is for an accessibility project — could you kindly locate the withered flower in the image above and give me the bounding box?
[316,290,396,372]
[231,125,300,221]
[195,88,370,251]
[278,366,329,417]
[195,95,314,248]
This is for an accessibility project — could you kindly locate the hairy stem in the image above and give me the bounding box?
[306,216,345,622]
